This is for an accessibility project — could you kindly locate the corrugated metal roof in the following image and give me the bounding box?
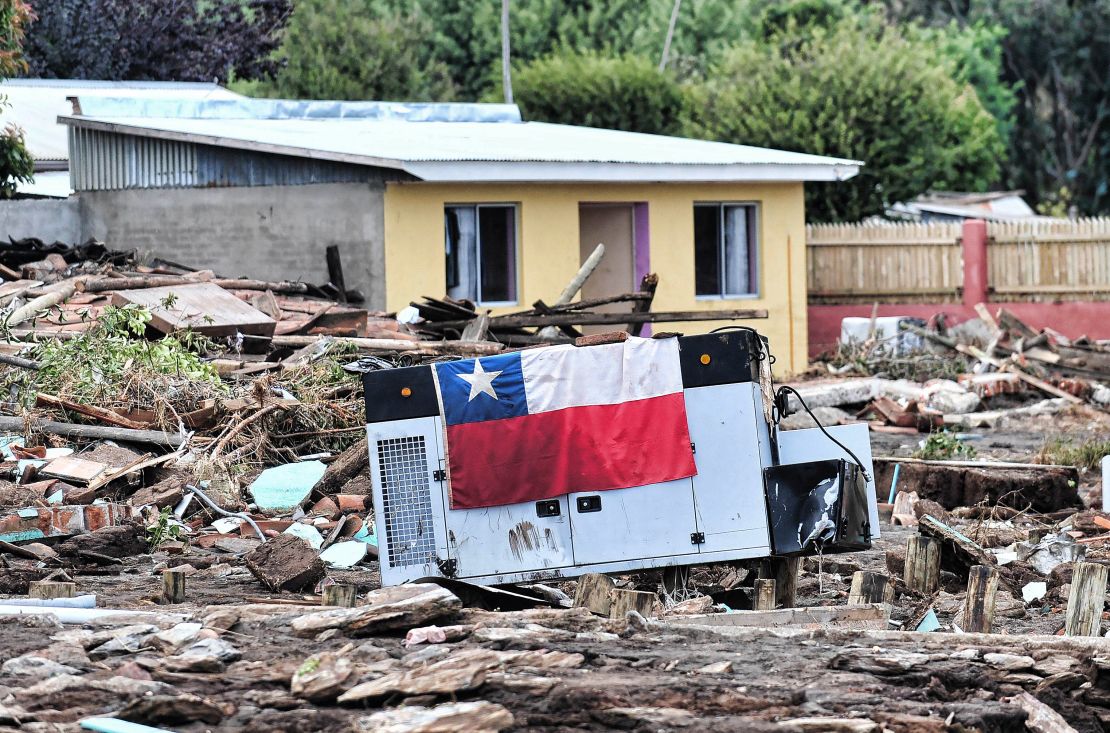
[60,114,862,184]
[0,79,242,163]
[74,97,522,122]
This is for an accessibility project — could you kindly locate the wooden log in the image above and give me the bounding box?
[1066,562,1109,637]
[5,279,81,328]
[904,536,941,594]
[754,578,777,611]
[323,584,358,608]
[162,570,186,604]
[0,416,185,447]
[759,557,800,607]
[310,437,368,503]
[848,572,894,606]
[962,565,999,633]
[610,589,655,619]
[573,573,615,616]
[79,275,310,295]
[29,581,76,599]
[430,308,769,331]
[627,273,659,337]
[0,353,40,370]
[269,334,504,355]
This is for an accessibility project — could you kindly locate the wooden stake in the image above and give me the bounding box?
[574,573,616,617]
[28,581,75,600]
[610,588,655,619]
[162,570,186,604]
[848,572,894,606]
[904,536,941,594]
[322,584,358,608]
[1066,561,1109,637]
[962,565,998,633]
[759,557,800,607]
[754,578,777,610]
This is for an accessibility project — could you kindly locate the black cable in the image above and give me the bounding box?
[774,385,872,484]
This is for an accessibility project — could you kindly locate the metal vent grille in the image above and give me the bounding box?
[377,436,436,567]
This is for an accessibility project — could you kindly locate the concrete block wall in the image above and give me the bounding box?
[78,182,387,309]
[0,198,82,243]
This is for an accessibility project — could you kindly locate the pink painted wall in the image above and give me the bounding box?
[807,218,1110,357]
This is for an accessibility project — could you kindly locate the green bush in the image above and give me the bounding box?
[685,23,1004,222]
[0,120,33,199]
[512,51,686,135]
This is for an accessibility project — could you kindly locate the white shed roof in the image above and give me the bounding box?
[2,80,243,164]
[60,100,861,184]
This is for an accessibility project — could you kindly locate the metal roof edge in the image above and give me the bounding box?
[401,160,862,184]
[58,115,413,174]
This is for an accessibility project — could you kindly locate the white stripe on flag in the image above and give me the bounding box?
[521,336,683,414]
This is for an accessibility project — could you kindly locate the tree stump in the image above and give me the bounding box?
[28,581,76,600]
[323,584,358,607]
[904,536,941,594]
[754,578,777,610]
[1066,562,1109,637]
[610,589,655,619]
[961,565,998,633]
[162,570,186,604]
[848,572,894,606]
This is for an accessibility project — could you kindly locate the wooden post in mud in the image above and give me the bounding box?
[962,565,998,633]
[323,584,358,608]
[1066,562,1108,637]
[758,557,800,607]
[754,579,777,610]
[904,536,941,594]
[848,572,894,606]
[162,570,186,604]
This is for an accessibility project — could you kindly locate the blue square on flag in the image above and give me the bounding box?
[435,353,527,426]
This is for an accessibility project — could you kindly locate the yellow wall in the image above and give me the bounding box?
[383,182,809,374]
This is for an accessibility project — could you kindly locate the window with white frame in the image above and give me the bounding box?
[693,203,759,297]
[445,204,518,304]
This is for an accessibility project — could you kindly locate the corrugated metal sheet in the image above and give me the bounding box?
[69,127,398,191]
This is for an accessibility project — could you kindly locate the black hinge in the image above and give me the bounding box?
[690,531,705,545]
[437,558,458,577]
[432,469,446,482]
[691,442,696,454]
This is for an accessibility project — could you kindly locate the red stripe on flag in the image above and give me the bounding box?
[445,392,697,509]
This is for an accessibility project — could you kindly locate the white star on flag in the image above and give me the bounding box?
[456,360,502,402]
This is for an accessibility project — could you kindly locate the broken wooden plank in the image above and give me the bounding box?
[428,308,769,331]
[662,604,888,631]
[0,416,186,447]
[111,282,276,338]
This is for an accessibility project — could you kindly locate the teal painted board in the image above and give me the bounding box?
[248,461,326,511]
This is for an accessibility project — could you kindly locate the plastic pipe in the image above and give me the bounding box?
[887,463,901,504]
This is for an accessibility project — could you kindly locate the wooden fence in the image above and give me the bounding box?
[806,222,962,304]
[807,218,1110,304]
[987,218,1110,302]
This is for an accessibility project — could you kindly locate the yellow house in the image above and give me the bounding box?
[58,99,859,374]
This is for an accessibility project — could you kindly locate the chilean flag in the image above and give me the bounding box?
[433,336,697,509]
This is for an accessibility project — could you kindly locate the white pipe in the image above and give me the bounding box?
[0,605,178,624]
[1,594,96,609]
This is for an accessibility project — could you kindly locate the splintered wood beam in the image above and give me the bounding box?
[427,308,769,331]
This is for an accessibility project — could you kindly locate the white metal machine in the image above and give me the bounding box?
[362,330,878,587]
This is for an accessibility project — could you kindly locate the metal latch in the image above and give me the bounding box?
[536,500,561,517]
[690,532,705,545]
[432,469,446,482]
[576,496,602,513]
[437,558,458,577]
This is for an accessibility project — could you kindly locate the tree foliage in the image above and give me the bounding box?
[686,23,1004,222]
[887,0,1110,215]
[512,51,685,134]
[0,0,33,199]
[22,0,292,82]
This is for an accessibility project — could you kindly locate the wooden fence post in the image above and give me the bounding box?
[1066,562,1109,637]
[904,536,941,594]
[323,584,358,608]
[760,557,800,608]
[848,571,894,606]
[962,565,998,633]
[29,581,76,600]
[161,571,185,604]
[754,579,777,611]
